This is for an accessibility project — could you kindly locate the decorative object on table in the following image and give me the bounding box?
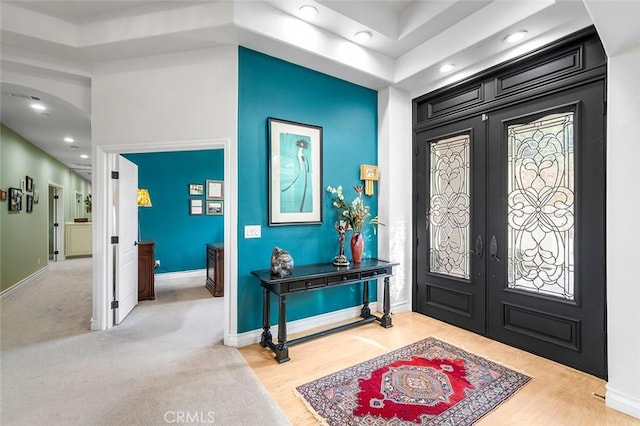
[360,164,379,196]
[8,187,22,211]
[206,200,223,215]
[332,220,350,266]
[268,117,323,226]
[206,180,223,200]
[84,194,92,213]
[270,246,294,277]
[295,337,531,425]
[0,189,7,201]
[326,184,382,263]
[25,176,33,192]
[26,194,33,213]
[190,199,203,215]
[188,183,203,196]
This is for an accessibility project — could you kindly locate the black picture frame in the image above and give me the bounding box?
[26,194,33,213]
[26,176,33,192]
[268,117,323,226]
[189,183,203,196]
[9,187,22,211]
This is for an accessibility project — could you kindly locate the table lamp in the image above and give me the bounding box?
[137,188,152,241]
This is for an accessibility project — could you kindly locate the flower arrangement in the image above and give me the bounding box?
[326,185,382,234]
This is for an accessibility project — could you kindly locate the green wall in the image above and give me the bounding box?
[0,124,91,292]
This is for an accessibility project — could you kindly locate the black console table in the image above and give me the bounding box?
[251,259,398,363]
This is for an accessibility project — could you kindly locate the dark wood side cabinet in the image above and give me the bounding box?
[138,241,155,301]
[206,243,224,297]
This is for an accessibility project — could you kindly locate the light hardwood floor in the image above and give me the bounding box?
[240,312,639,425]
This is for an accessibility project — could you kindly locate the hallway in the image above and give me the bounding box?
[0,259,287,425]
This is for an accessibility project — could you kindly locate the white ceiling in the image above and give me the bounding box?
[0,0,601,182]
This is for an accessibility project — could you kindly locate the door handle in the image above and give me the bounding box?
[489,236,501,262]
[470,235,483,257]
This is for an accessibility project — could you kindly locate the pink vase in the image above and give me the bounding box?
[351,232,364,263]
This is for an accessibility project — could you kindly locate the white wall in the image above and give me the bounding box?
[378,87,413,312]
[605,45,640,419]
[90,46,238,333]
[92,46,237,146]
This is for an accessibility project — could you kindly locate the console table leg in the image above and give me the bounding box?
[380,276,393,328]
[260,288,272,347]
[275,295,290,363]
[360,280,371,318]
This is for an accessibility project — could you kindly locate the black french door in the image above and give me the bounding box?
[415,80,606,378]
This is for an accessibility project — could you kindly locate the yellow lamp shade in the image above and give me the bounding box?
[137,188,152,207]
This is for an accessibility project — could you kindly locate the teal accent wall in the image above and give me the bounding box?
[1,124,91,292]
[124,150,224,273]
[237,47,378,333]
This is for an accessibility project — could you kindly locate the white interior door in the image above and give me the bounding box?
[115,155,138,324]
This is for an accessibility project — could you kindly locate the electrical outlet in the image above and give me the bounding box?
[244,225,261,239]
[155,260,160,268]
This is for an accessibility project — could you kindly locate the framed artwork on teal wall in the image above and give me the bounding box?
[206,180,223,200]
[206,200,223,215]
[268,117,323,226]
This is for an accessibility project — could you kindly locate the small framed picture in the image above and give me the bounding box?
[189,183,203,196]
[206,200,223,215]
[26,176,33,192]
[190,199,203,215]
[9,187,22,211]
[206,180,223,200]
[0,189,6,201]
[26,194,34,213]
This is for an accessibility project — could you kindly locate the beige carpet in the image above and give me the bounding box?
[0,258,289,425]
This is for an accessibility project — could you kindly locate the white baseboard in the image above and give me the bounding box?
[155,269,205,281]
[606,386,640,420]
[391,300,411,313]
[0,266,49,300]
[226,302,380,347]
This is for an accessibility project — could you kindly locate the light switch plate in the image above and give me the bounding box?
[244,225,261,239]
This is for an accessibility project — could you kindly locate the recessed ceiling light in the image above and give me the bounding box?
[298,5,318,20]
[80,154,89,159]
[505,30,528,43]
[354,31,372,44]
[439,63,456,73]
[64,137,74,143]
[30,103,46,111]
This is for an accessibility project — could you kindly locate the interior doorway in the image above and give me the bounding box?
[92,139,233,339]
[48,184,64,262]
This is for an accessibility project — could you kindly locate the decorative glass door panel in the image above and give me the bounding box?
[429,133,471,280]
[506,112,575,300]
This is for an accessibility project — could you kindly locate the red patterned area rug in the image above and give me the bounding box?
[295,337,531,425]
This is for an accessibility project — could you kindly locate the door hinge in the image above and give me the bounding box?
[111,236,119,244]
[415,145,419,156]
[54,250,59,255]
[111,300,119,309]
[111,171,119,179]
[603,100,607,116]
[54,223,59,227]
[53,195,59,200]
[482,113,488,121]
